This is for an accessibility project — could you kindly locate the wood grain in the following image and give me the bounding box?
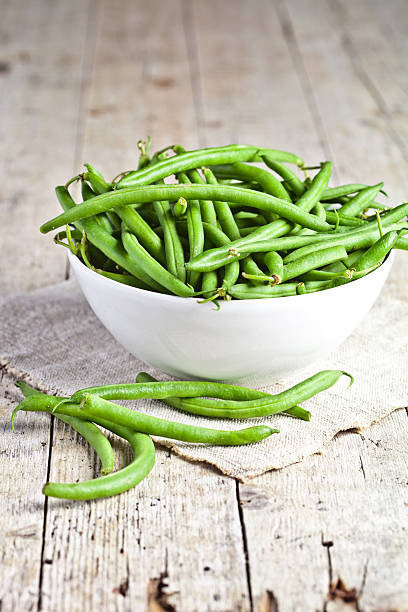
[0,0,91,292]
[1,0,407,610]
[242,409,408,611]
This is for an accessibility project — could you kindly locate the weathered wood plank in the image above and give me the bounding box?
[238,1,408,609]
[1,1,407,611]
[78,0,199,181]
[37,1,250,610]
[192,0,325,161]
[40,437,250,612]
[240,409,408,611]
[283,0,408,203]
[0,0,91,292]
[0,368,51,612]
[0,1,90,610]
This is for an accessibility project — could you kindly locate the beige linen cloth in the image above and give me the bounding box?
[1,255,407,481]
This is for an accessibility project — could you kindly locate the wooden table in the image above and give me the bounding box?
[1,1,407,610]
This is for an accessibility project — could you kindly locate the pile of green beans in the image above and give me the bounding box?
[43,141,408,303]
[12,368,352,500]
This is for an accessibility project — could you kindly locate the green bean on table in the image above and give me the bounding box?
[14,383,114,476]
[13,394,155,500]
[70,379,301,403]
[152,370,352,418]
[79,394,278,445]
[134,372,311,421]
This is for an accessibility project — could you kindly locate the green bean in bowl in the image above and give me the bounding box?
[43,141,407,380]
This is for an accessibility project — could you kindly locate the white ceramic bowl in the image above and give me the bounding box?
[68,250,393,383]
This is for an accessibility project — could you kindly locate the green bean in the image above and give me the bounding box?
[228,280,331,299]
[56,186,164,292]
[14,383,114,476]
[83,163,111,194]
[234,212,266,226]
[296,282,307,295]
[201,269,219,299]
[153,198,186,282]
[203,168,242,239]
[239,226,263,237]
[43,427,154,500]
[240,256,268,285]
[81,181,113,234]
[396,236,408,250]
[299,269,346,281]
[121,230,193,297]
[187,168,218,225]
[312,201,326,221]
[71,379,290,403]
[229,283,298,298]
[135,372,311,421]
[177,172,204,289]
[137,137,152,169]
[283,222,407,263]
[320,184,386,202]
[14,395,155,500]
[241,272,278,284]
[376,202,408,225]
[94,269,151,289]
[295,162,332,212]
[324,211,367,227]
[339,183,384,217]
[116,145,304,189]
[202,222,239,293]
[115,205,165,264]
[261,156,305,198]
[185,234,330,273]
[290,162,331,234]
[201,168,267,285]
[264,251,284,283]
[353,229,406,272]
[173,196,188,217]
[211,162,293,203]
[281,246,348,281]
[41,184,333,235]
[80,394,278,445]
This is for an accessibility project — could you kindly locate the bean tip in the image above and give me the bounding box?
[342,371,354,387]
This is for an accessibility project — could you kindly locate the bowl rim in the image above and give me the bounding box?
[68,249,394,307]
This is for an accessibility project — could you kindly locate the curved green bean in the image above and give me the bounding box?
[71,379,294,403]
[282,245,348,281]
[211,162,293,203]
[135,372,311,421]
[80,394,278,445]
[14,383,114,476]
[185,234,329,273]
[121,230,193,297]
[339,183,384,217]
[41,184,333,235]
[116,145,304,188]
[149,370,351,418]
[55,186,164,292]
